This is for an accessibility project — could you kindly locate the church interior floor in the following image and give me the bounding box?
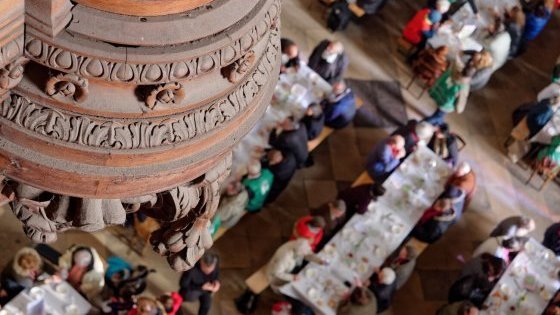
[1,1,560,314]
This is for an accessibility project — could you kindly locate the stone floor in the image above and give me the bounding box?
[1,1,560,315]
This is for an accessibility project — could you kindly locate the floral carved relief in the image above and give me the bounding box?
[145,82,186,109]
[45,73,89,103]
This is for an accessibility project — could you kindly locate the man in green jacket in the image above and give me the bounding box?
[242,161,274,212]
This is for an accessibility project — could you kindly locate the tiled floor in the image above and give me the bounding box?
[1,1,560,315]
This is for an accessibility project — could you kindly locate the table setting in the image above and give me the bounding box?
[3,281,91,315]
[481,238,560,315]
[280,146,452,315]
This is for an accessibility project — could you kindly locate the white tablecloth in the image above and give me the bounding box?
[481,238,560,315]
[280,146,452,315]
[229,63,332,181]
[3,282,91,315]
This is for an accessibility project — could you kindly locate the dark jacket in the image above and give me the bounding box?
[428,132,460,167]
[179,262,219,298]
[265,152,298,203]
[526,99,554,137]
[337,184,375,216]
[301,112,325,140]
[543,222,560,256]
[307,40,349,84]
[269,125,309,168]
[323,89,356,129]
[280,38,300,70]
[448,275,493,308]
[357,0,389,15]
[505,22,523,58]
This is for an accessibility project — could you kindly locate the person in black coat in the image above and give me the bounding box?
[301,103,325,140]
[447,273,497,308]
[368,267,397,313]
[307,40,349,84]
[263,149,298,203]
[543,222,560,256]
[357,0,389,15]
[269,117,309,168]
[280,38,300,73]
[179,253,220,315]
[428,124,460,167]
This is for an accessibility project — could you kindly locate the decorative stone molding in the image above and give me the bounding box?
[2,35,278,150]
[45,73,89,103]
[222,50,257,83]
[145,82,186,110]
[0,61,24,98]
[22,0,280,85]
[25,0,73,37]
[3,153,230,271]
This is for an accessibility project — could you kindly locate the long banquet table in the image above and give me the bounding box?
[3,281,92,315]
[229,63,332,181]
[280,146,452,315]
[481,238,560,315]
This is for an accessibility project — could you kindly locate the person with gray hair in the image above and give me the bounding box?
[242,159,274,212]
[490,215,536,241]
[310,199,347,237]
[392,120,436,155]
[368,267,397,313]
[322,81,357,129]
[307,39,349,84]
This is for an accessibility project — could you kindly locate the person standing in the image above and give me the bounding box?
[179,252,220,315]
[307,40,349,84]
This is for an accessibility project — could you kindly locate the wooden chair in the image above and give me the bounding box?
[407,50,447,99]
[526,158,560,191]
[397,36,416,58]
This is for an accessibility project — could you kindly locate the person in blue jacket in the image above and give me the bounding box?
[322,81,357,129]
[520,0,554,52]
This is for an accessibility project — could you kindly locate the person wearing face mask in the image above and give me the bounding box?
[307,40,349,84]
[280,38,300,73]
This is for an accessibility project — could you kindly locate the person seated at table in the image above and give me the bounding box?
[472,236,526,265]
[337,183,386,216]
[321,81,356,129]
[504,6,526,58]
[446,162,476,206]
[436,300,480,315]
[489,215,536,241]
[179,252,220,315]
[266,238,323,292]
[127,296,164,315]
[543,222,560,256]
[264,149,298,203]
[402,7,442,57]
[460,253,506,281]
[426,0,452,15]
[480,16,511,70]
[158,292,183,315]
[307,40,349,84]
[412,194,464,244]
[300,102,324,140]
[280,38,300,73]
[337,285,378,315]
[310,199,347,237]
[0,247,42,304]
[520,0,554,52]
[368,267,397,314]
[269,116,310,168]
[465,50,494,91]
[388,245,418,290]
[447,275,495,308]
[216,181,249,228]
[290,215,326,252]
[366,135,406,183]
[393,120,436,155]
[428,124,459,167]
[425,62,474,127]
[102,258,153,313]
[58,245,105,300]
[242,160,274,212]
[412,46,450,87]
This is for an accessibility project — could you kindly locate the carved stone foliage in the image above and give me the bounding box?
[145,82,186,110]
[3,153,231,271]
[45,73,88,103]
[221,50,256,83]
[0,61,24,97]
[23,0,280,85]
[1,32,278,150]
[0,37,24,69]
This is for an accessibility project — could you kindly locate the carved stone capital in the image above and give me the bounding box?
[222,50,257,83]
[0,61,24,99]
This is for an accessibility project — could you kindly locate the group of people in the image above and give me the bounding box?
[212,38,359,237]
[401,0,557,125]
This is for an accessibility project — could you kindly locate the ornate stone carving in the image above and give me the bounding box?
[45,73,88,103]
[3,153,231,271]
[222,50,256,83]
[145,82,186,110]
[2,35,278,150]
[22,0,280,85]
[0,61,24,98]
[0,37,24,69]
